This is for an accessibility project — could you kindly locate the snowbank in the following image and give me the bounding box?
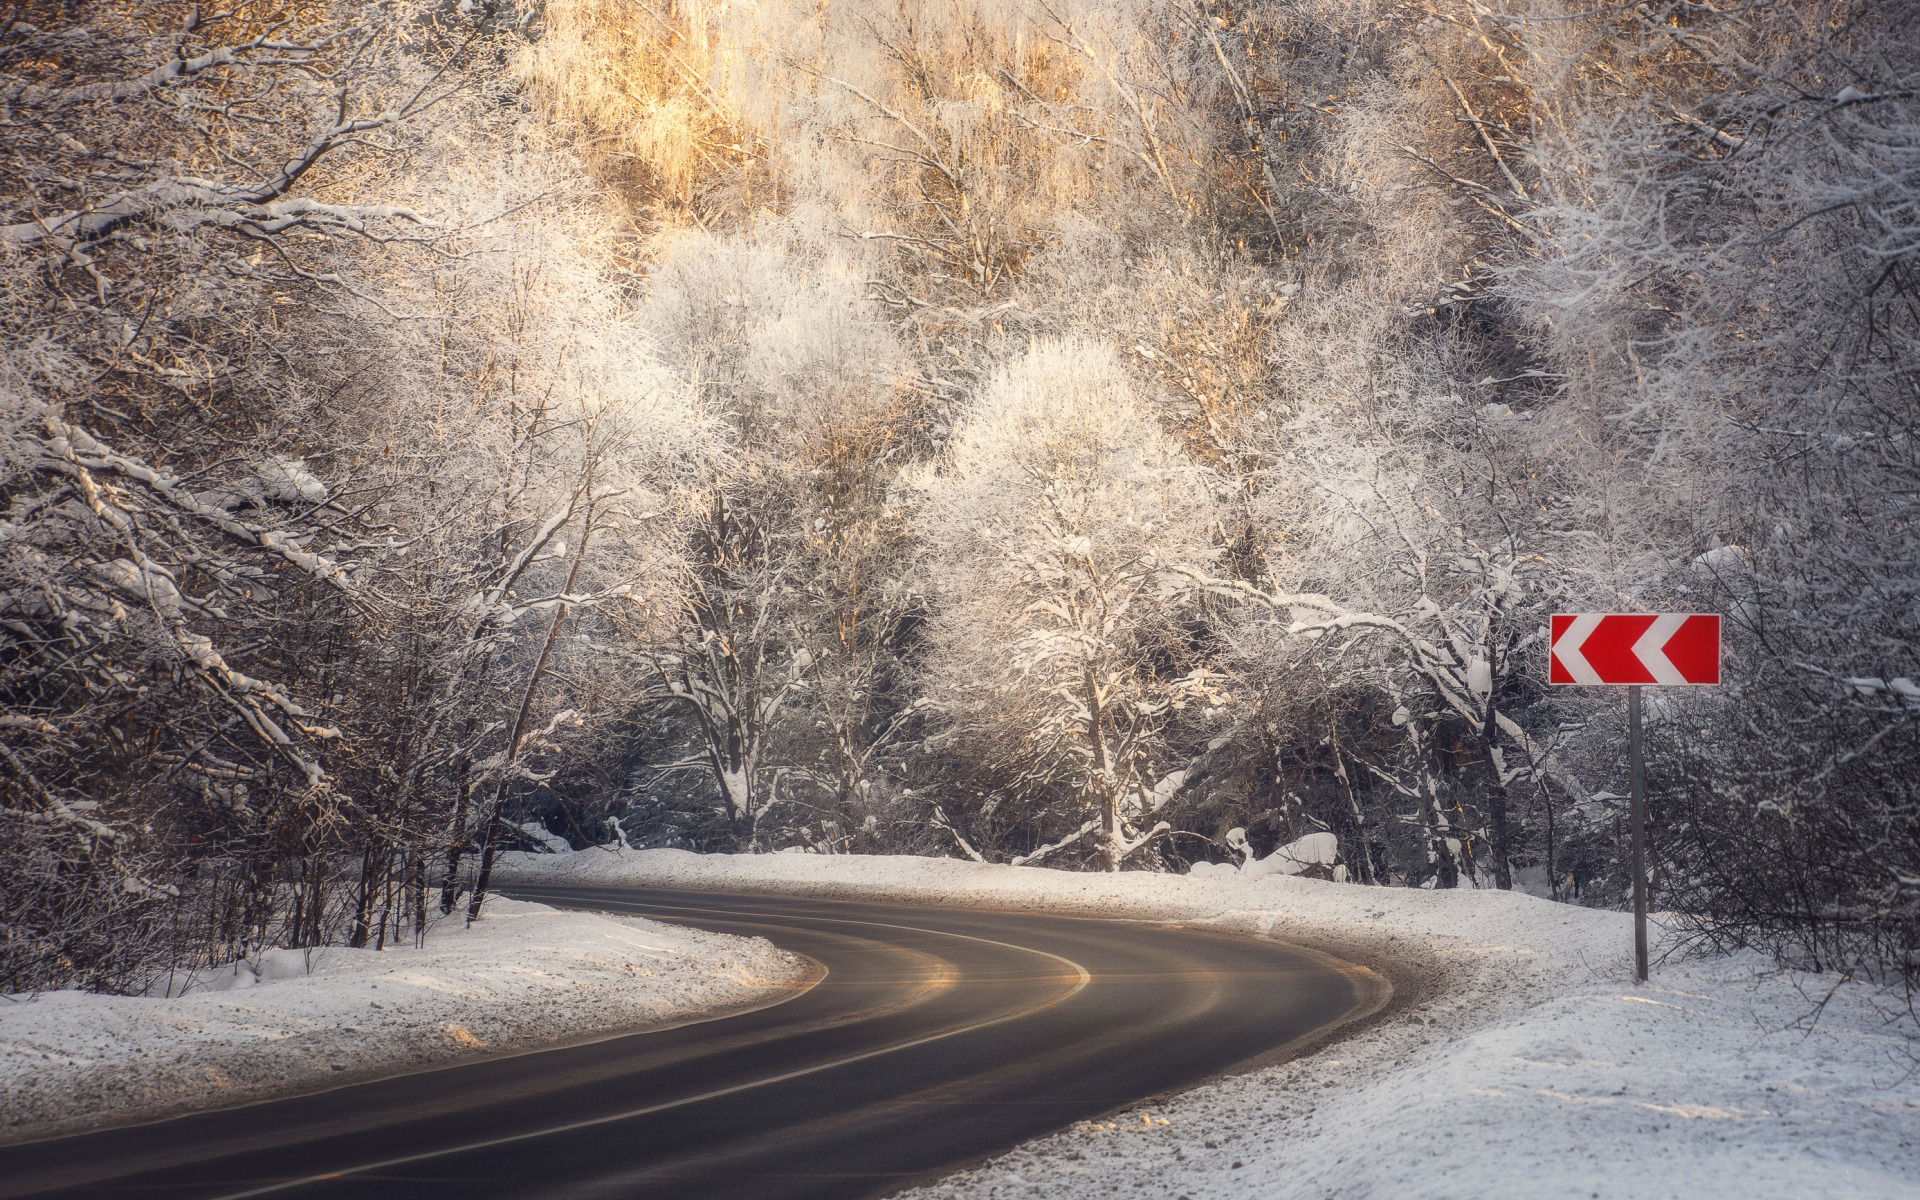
[0,897,809,1143]
[499,849,1920,1200]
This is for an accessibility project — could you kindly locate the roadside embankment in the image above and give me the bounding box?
[0,896,808,1143]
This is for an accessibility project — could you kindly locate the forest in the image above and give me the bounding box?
[2,0,1914,995]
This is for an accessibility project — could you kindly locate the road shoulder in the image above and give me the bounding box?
[0,897,811,1145]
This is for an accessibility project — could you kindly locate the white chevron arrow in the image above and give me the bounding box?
[1552,613,1605,684]
[1632,613,1693,685]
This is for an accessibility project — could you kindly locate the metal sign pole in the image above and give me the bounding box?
[1628,684,1648,983]
[1552,613,1719,984]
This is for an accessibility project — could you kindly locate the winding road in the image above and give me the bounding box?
[0,886,1379,1200]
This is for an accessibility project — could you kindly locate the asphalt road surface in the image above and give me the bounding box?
[0,886,1376,1200]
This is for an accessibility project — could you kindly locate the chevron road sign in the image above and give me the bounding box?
[1547,612,1721,984]
[1549,613,1721,686]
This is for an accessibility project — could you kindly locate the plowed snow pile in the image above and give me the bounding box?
[0,897,806,1142]
[500,849,1920,1200]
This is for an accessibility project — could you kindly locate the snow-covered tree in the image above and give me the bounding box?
[619,232,912,848]
[915,340,1223,870]
[0,0,708,983]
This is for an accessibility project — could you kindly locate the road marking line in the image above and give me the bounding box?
[204,906,1091,1199]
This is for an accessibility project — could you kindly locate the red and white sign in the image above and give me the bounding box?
[1550,613,1721,686]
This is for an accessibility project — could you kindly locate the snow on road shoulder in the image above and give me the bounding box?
[0,897,810,1143]
[909,953,1918,1200]
[501,849,1920,1200]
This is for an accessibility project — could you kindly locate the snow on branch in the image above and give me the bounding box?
[1010,819,1100,868]
[34,412,358,595]
[2,10,340,111]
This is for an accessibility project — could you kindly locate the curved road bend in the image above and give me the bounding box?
[0,886,1377,1200]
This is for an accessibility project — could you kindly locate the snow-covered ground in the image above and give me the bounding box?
[0,896,809,1143]
[500,848,1920,1200]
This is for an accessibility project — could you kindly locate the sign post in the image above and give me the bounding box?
[1628,685,1647,982]
[1550,613,1721,983]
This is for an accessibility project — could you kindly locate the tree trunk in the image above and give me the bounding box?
[439,750,476,914]
[1082,667,1122,872]
[1481,712,1514,889]
[1101,786,1123,872]
[1406,720,1461,888]
[1427,777,1462,889]
[468,488,598,923]
[304,855,328,946]
[1543,779,1558,901]
[373,860,394,952]
[1332,753,1377,885]
[410,852,428,945]
[348,843,382,948]
[437,505,572,915]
